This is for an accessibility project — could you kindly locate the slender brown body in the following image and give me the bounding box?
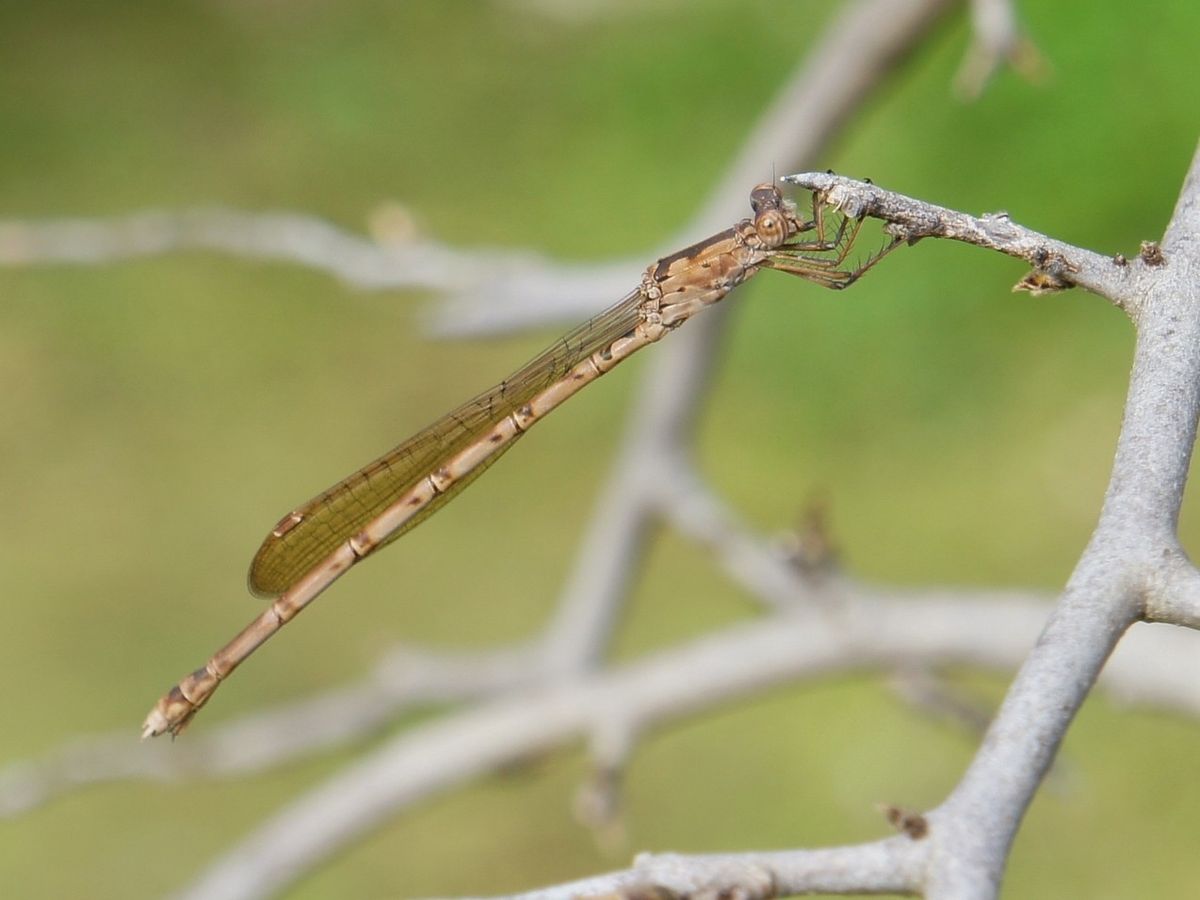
[143,184,893,737]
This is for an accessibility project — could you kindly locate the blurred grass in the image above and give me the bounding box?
[1,1,1199,897]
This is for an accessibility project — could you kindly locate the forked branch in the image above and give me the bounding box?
[474,140,1200,900]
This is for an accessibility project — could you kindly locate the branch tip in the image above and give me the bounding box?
[782,172,1130,308]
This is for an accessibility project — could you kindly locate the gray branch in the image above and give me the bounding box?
[782,171,1138,311]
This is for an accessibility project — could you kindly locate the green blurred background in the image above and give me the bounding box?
[2,1,1199,897]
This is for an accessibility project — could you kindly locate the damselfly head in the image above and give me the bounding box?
[749,182,783,214]
[750,184,799,250]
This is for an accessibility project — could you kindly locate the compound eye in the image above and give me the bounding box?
[755,209,786,248]
[749,183,781,214]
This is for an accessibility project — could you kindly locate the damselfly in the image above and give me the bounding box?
[143,183,899,737]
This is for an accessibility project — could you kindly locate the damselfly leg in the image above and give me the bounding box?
[767,190,903,289]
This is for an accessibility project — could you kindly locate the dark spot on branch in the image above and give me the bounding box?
[1013,270,1073,296]
[1140,240,1165,266]
[881,803,929,839]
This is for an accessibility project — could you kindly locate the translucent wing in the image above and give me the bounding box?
[248,287,646,596]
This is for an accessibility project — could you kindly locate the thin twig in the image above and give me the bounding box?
[492,845,925,899]
[0,207,561,298]
[954,0,1048,99]
[0,641,543,817]
[782,171,1138,312]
